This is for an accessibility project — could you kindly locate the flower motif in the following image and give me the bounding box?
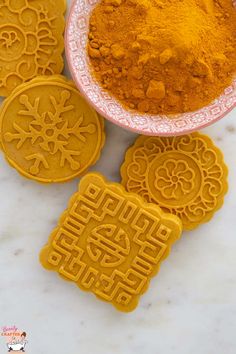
[154,159,195,200]
[121,134,228,230]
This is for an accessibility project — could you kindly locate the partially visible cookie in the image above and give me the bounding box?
[40,172,182,312]
[0,0,66,96]
[0,76,105,183]
[121,133,228,230]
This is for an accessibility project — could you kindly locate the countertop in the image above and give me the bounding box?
[0,1,236,353]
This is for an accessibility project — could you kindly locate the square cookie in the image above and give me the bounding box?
[40,173,182,312]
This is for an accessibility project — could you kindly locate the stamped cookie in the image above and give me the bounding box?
[0,0,66,96]
[121,133,228,230]
[0,76,105,183]
[40,173,182,312]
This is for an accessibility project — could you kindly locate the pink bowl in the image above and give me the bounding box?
[65,0,236,136]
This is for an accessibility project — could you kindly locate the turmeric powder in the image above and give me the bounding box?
[88,0,236,115]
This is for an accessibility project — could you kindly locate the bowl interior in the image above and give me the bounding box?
[66,0,236,136]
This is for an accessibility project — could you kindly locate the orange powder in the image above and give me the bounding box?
[88,0,236,115]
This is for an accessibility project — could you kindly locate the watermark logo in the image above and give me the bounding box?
[1,326,28,353]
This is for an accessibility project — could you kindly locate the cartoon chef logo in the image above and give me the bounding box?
[1,327,28,353]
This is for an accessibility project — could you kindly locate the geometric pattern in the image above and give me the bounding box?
[40,173,182,312]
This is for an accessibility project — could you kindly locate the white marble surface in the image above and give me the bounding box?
[0,1,236,353]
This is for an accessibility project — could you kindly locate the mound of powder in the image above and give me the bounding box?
[88,0,236,115]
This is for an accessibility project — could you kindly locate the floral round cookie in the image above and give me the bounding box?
[0,76,105,183]
[0,0,66,96]
[121,133,228,230]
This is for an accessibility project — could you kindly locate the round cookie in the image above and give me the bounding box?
[0,0,66,96]
[0,76,105,183]
[121,133,228,230]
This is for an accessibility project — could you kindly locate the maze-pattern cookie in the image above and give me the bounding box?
[40,173,182,312]
[0,76,105,183]
[121,133,228,230]
[0,0,66,96]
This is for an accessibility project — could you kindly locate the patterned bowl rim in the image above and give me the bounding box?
[65,0,236,136]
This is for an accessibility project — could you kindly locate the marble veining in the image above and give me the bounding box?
[0,1,236,353]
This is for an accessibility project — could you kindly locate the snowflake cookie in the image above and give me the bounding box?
[0,76,105,183]
[121,133,228,230]
[0,0,66,96]
[40,173,182,312]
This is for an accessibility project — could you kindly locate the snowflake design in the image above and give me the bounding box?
[4,90,96,175]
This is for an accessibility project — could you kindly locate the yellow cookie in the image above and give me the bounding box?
[0,76,105,183]
[121,133,228,230]
[0,0,66,96]
[40,173,182,312]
